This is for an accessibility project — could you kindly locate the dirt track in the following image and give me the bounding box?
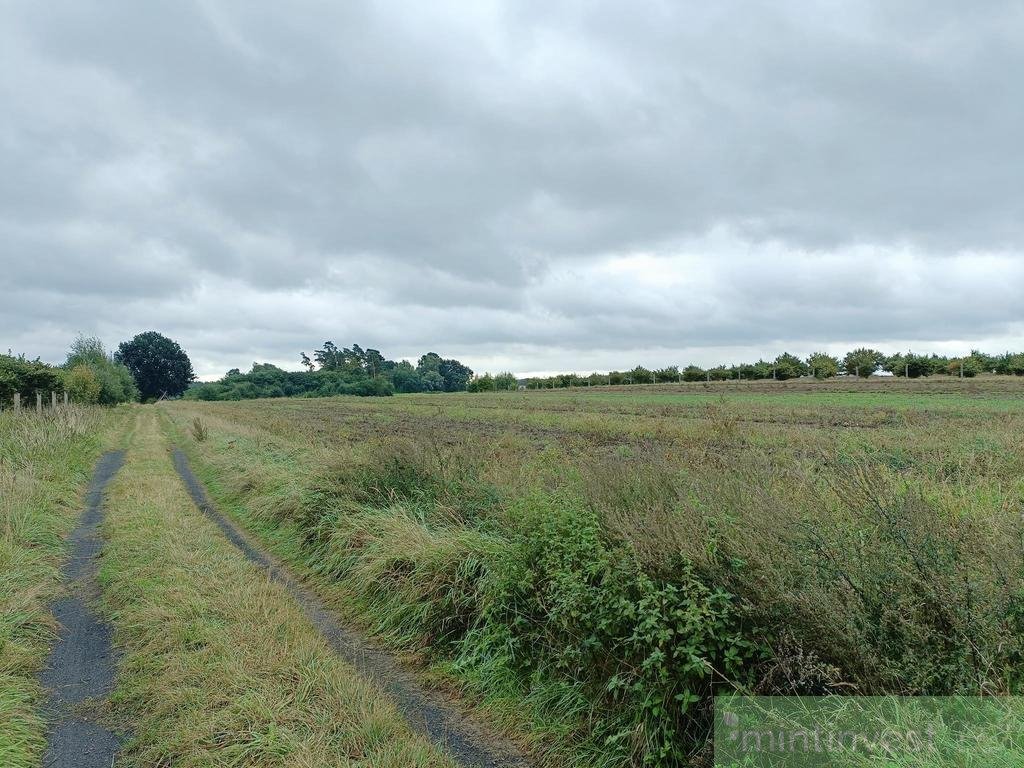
[39,450,124,768]
[171,447,528,768]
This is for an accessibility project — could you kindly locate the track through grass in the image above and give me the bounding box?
[99,410,459,767]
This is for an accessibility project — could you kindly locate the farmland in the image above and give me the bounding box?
[3,378,1022,766]
[159,377,1024,766]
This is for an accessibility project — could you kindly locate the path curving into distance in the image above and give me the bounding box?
[39,450,125,768]
[171,447,529,768]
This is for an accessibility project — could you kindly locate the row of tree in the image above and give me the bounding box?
[1,331,196,407]
[185,343,474,401]
[516,349,1024,390]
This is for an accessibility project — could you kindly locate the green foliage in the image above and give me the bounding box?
[842,347,885,377]
[0,354,63,406]
[884,351,940,378]
[116,331,195,400]
[681,365,705,382]
[947,357,982,377]
[473,492,761,764]
[64,364,102,404]
[64,336,137,404]
[806,352,839,379]
[493,372,518,391]
[467,373,495,392]
[772,352,808,380]
[185,362,395,401]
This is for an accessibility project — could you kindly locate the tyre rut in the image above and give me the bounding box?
[38,450,125,768]
[170,447,529,768]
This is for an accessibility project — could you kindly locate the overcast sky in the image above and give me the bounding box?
[3,1,1023,379]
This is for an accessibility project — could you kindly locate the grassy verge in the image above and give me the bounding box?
[99,410,455,767]
[0,405,129,768]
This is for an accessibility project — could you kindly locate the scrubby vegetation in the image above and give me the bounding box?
[1,337,138,408]
[186,344,474,400]
[521,348,1024,389]
[164,380,1024,766]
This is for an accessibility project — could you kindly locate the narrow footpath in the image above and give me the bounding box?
[38,450,124,768]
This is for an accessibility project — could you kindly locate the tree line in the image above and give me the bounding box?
[1,331,195,407]
[185,342,474,401]
[516,348,1024,389]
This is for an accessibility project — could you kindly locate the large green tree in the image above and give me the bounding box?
[842,348,885,377]
[806,352,839,379]
[116,331,195,400]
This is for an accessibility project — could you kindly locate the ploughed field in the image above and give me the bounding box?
[163,377,1024,766]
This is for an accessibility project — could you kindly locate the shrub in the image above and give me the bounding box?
[64,364,102,405]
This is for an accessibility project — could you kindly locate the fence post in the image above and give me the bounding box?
[36,392,42,414]
[51,391,57,409]
[64,391,69,406]
[14,393,20,412]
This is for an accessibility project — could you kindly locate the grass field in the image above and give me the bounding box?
[161,377,1024,766]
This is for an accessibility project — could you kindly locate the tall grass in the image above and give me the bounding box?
[164,388,1024,766]
[0,406,124,768]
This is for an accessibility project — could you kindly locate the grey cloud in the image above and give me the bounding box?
[2,0,1023,376]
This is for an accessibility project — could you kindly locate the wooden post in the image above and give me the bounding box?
[63,391,69,406]
[13,393,20,412]
[51,391,57,409]
[36,392,42,414]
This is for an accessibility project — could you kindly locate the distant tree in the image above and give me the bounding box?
[300,352,315,372]
[806,352,839,379]
[494,372,518,391]
[420,370,445,391]
[655,366,680,383]
[115,331,195,400]
[629,365,654,384]
[438,357,473,391]
[468,373,496,392]
[842,348,885,377]
[773,352,809,380]
[1007,353,1024,376]
[708,366,732,381]
[884,352,936,378]
[682,365,706,382]
[946,357,981,378]
[390,360,423,393]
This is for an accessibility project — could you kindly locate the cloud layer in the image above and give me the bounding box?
[3,0,1023,377]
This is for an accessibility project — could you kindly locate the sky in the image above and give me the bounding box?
[3,1,1023,380]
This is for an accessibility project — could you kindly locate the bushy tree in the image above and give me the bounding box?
[64,364,102,404]
[655,366,680,383]
[116,331,195,401]
[629,365,654,384]
[947,357,981,378]
[494,372,518,391]
[64,336,137,403]
[467,373,496,392]
[806,352,839,379]
[682,365,706,382]
[1006,353,1024,376]
[884,352,936,378]
[773,352,808,380]
[842,348,885,377]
